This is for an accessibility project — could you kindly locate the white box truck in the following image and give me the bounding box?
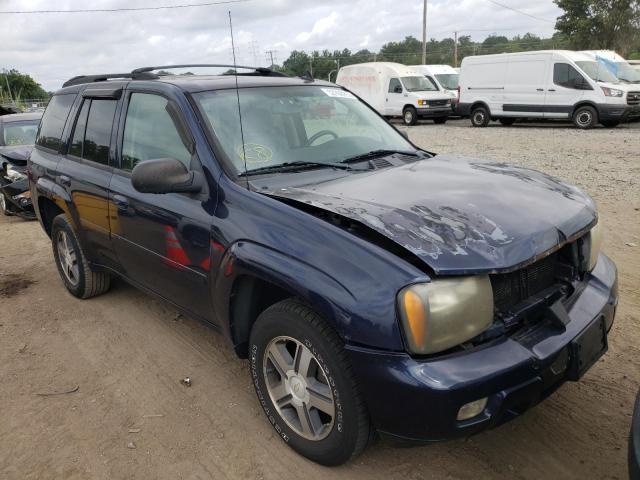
[458,50,640,128]
[411,65,460,109]
[335,62,452,125]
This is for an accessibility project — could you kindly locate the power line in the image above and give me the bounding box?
[0,0,250,14]
[486,0,554,24]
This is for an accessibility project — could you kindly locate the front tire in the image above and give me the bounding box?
[402,106,418,126]
[573,105,598,129]
[0,193,12,216]
[249,299,371,466]
[471,106,490,127]
[51,214,111,299]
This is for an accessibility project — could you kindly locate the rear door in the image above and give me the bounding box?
[502,55,549,118]
[108,88,213,320]
[55,87,121,269]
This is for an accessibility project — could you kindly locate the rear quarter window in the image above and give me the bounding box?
[35,94,76,151]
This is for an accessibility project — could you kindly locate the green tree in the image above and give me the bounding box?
[554,0,640,55]
[0,69,48,103]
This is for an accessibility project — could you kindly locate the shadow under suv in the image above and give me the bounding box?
[29,65,618,466]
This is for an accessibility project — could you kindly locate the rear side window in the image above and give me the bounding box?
[68,99,117,165]
[121,93,191,172]
[36,94,76,151]
[554,63,590,89]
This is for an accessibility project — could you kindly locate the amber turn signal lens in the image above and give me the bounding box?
[403,290,427,350]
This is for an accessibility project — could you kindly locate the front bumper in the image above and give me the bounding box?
[347,253,618,442]
[597,103,640,122]
[417,107,451,118]
[0,177,35,218]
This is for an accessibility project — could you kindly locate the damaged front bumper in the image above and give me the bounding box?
[0,177,35,219]
[346,253,618,442]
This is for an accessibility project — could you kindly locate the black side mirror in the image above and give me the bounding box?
[394,85,403,94]
[131,158,203,194]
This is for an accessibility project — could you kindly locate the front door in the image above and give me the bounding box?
[545,62,587,119]
[109,90,214,320]
[385,78,406,115]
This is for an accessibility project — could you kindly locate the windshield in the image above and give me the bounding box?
[615,62,640,83]
[401,76,438,92]
[194,86,415,175]
[575,61,619,84]
[2,120,39,146]
[435,73,459,90]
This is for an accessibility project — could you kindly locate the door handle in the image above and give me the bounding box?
[112,194,129,210]
[548,89,556,92]
[58,175,71,187]
[536,88,544,92]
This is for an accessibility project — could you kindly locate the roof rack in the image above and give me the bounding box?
[63,64,286,88]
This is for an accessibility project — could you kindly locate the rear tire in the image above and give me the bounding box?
[572,105,598,129]
[0,193,11,216]
[471,106,490,127]
[601,120,620,128]
[433,117,447,124]
[499,118,516,126]
[402,106,418,126]
[249,298,371,466]
[51,214,111,299]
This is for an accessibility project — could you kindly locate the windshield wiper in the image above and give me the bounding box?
[238,160,367,176]
[340,149,421,164]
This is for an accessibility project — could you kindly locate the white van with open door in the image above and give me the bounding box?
[336,62,452,125]
[458,50,640,128]
[412,65,460,109]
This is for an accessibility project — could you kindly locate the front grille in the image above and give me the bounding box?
[628,92,640,106]
[428,99,449,107]
[491,253,558,312]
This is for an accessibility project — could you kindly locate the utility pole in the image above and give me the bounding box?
[454,31,458,68]
[2,69,14,104]
[421,0,427,64]
[265,49,277,67]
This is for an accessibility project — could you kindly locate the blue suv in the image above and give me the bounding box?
[29,65,618,466]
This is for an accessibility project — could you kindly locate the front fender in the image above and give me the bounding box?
[213,240,406,353]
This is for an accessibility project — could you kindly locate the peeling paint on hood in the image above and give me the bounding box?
[261,155,597,274]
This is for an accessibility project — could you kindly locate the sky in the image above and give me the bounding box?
[1,0,563,92]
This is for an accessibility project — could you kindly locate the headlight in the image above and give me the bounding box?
[397,276,494,355]
[587,220,603,271]
[601,87,624,98]
[417,99,428,106]
[5,164,27,182]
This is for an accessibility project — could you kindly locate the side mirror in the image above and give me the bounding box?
[394,85,403,94]
[131,158,203,194]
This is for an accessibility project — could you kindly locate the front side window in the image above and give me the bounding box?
[36,94,76,151]
[401,76,438,92]
[68,99,116,165]
[575,61,619,84]
[121,93,192,172]
[194,86,415,175]
[554,63,592,90]
[2,120,40,146]
[388,78,402,93]
[435,73,459,90]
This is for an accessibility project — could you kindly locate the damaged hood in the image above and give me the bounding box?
[0,145,33,165]
[263,155,597,274]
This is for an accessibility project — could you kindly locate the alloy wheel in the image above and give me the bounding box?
[263,336,335,441]
[576,111,592,128]
[56,230,80,286]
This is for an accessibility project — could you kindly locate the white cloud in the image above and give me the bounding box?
[0,0,562,91]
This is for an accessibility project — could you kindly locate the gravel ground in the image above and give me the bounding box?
[1,119,639,479]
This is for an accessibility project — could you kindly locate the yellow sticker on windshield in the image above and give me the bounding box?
[236,143,273,164]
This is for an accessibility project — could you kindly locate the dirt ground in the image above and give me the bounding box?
[1,119,639,480]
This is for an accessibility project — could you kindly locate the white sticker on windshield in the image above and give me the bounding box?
[321,88,356,99]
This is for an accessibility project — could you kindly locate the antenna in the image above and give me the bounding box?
[229,10,249,187]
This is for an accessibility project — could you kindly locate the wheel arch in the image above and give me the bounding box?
[571,101,599,118]
[37,196,65,238]
[470,101,491,114]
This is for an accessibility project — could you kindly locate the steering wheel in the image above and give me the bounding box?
[307,130,339,146]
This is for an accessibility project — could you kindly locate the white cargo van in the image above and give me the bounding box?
[580,50,640,85]
[336,62,452,125]
[412,65,460,108]
[458,50,640,128]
